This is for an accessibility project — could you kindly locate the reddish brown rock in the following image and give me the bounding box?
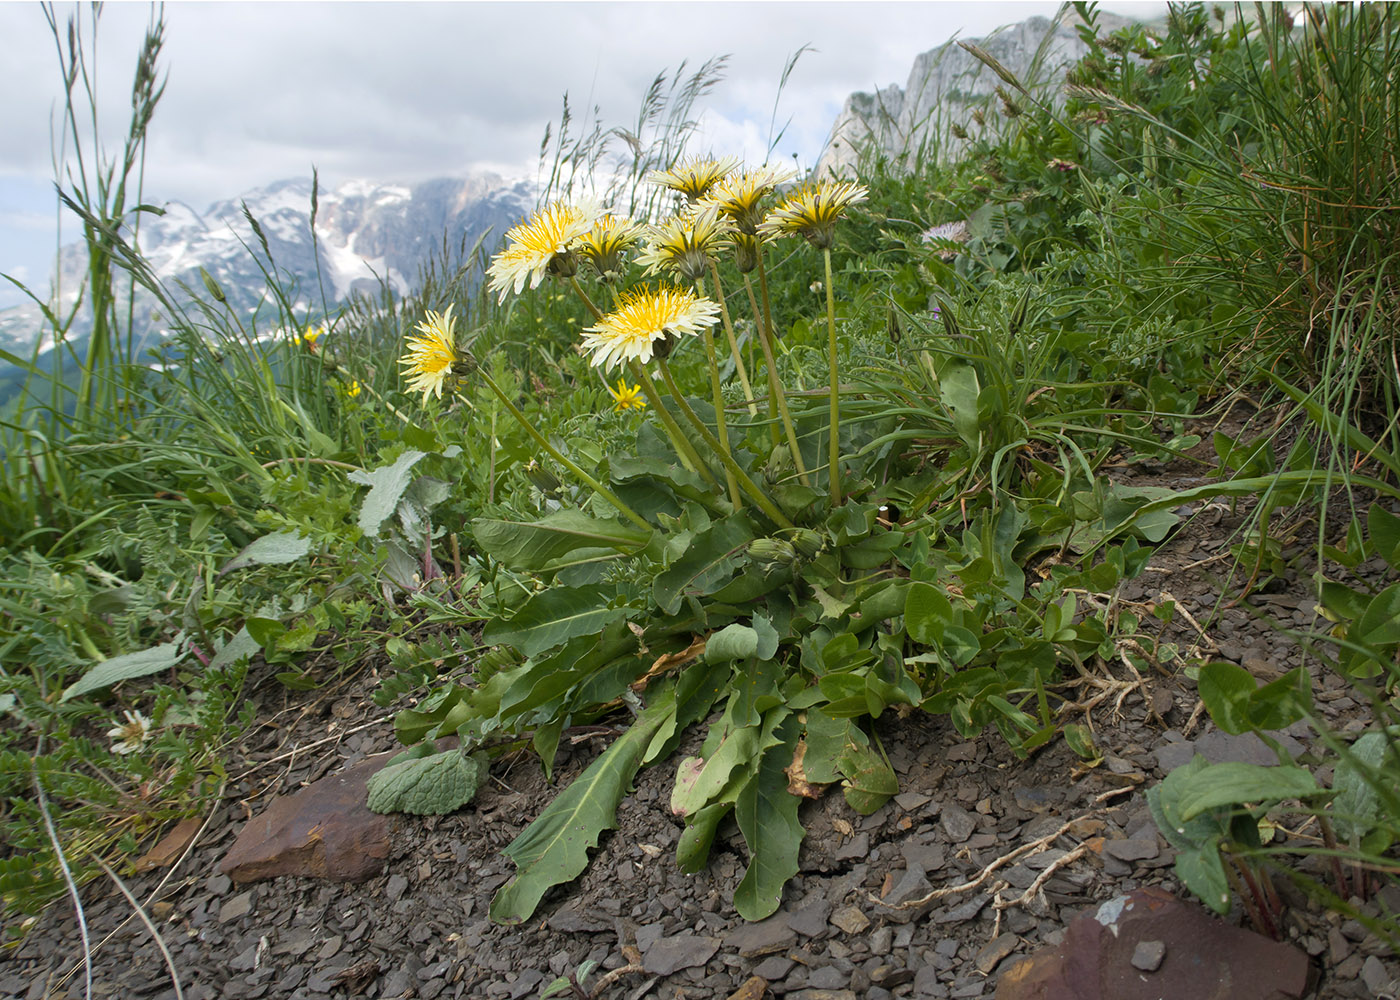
[220,753,400,884]
[995,887,1311,1000]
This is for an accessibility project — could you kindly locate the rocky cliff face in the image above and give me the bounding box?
[0,173,535,354]
[815,10,1141,178]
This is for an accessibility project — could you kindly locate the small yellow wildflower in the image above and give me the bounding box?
[635,207,732,282]
[580,285,721,371]
[106,710,152,755]
[400,305,461,401]
[344,380,362,398]
[576,215,643,282]
[301,325,325,350]
[700,164,797,234]
[486,201,600,303]
[605,378,647,412]
[647,155,742,202]
[758,180,868,251]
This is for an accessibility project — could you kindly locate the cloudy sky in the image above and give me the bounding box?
[0,1,1163,309]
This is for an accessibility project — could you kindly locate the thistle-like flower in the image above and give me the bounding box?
[575,214,643,283]
[758,180,869,250]
[647,155,742,202]
[486,201,599,302]
[701,164,797,234]
[635,207,732,283]
[605,378,647,412]
[580,285,721,371]
[106,710,152,755]
[400,305,462,401]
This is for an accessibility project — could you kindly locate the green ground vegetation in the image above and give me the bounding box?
[1,1,1397,952]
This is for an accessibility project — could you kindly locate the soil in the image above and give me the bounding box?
[3,408,1399,1000]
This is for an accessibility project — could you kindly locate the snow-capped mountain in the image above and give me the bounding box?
[0,173,536,354]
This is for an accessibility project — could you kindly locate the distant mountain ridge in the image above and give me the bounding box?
[0,173,536,354]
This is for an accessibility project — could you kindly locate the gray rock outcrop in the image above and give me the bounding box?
[816,9,1142,178]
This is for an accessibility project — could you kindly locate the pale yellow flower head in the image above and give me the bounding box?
[486,201,600,302]
[605,377,647,412]
[648,156,742,202]
[400,305,461,402]
[700,164,798,234]
[759,180,869,250]
[106,710,152,755]
[635,206,733,283]
[576,214,644,282]
[580,285,721,371]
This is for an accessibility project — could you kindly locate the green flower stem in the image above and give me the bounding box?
[694,276,744,511]
[824,247,841,509]
[707,260,758,416]
[740,274,781,447]
[753,254,811,485]
[570,276,605,321]
[655,359,795,530]
[627,361,718,486]
[475,368,653,535]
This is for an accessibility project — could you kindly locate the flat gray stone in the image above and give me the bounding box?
[902,842,946,871]
[642,932,720,976]
[941,803,977,843]
[975,932,1019,975]
[1105,838,1160,862]
[835,831,870,862]
[1152,741,1197,773]
[1131,939,1166,972]
[219,891,254,923]
[547,903,611,934]
[808,966,851,989]
[752,955,794,980]
[830,905,871,935]
[788,898,832,937]
[934,895,988,924]
[883,863,932,907]
[723,915,796,957]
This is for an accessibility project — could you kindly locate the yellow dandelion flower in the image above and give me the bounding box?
[634,206,732,282]
[400,305,461,401]
[758,180,868,250]
[106,710,152,755]
[486,201,600,302]
[580,285,721,371]
[647,155,742,201]
[700,164,797,234]
[576,214,643,282]
[605,378,647,412]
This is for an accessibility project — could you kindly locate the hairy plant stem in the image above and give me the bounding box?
[824,247,842,508]
[750,256,811,484]
[627,361,717,484]
[473,370,653,535]
[570,276,605,321]
[742,274,782,448]
[655,359,795,529]
[694,276,743,510]
[707,259,757,415]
